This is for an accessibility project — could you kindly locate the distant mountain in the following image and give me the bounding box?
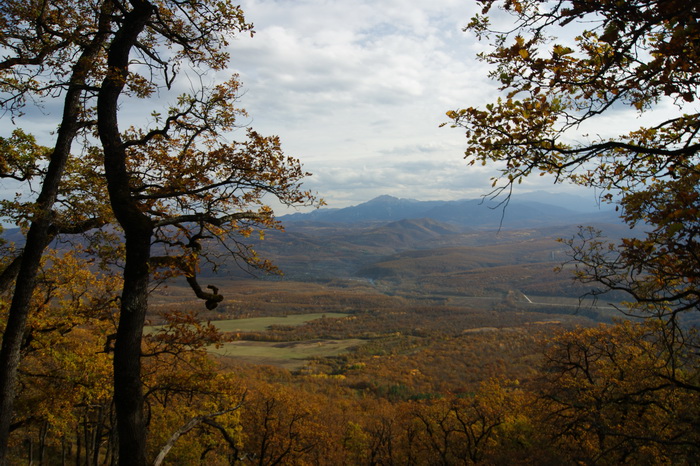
[282,195,444,224]
[281,193,619,229]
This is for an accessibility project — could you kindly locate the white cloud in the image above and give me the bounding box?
[218,0,513,212]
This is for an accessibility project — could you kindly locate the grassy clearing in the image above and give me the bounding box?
[210,338,365,371]
[146,312,350,334]
[210,312,349,332]
[148,312,357,370]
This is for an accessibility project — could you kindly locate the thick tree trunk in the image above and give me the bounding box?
[0,61,90,466]
[97,2,154,465]
[112,229,152,466]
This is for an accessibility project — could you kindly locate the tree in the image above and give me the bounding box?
[449,1,700,458]
[449,0,699,366]
[537,322,700,463]
[237,382,325,465]
[1,1,318,464]
[1,252,253,464]
[143,311,247,465]
[409,379,522,464]
[94,1,317,464]
[0,248,119,464]
[0,2,116,460]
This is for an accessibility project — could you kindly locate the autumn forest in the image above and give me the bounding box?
[1,0,699,465]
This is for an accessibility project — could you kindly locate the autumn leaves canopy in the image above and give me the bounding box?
[450,1,700,324]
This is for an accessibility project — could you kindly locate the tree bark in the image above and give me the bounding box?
[0,217,53,465]
[111,229,152,466]
[96,1,155,465]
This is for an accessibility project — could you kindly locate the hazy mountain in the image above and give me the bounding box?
[282,195,445,224]
[282,193,619,229]
[341,218,464,249]
[0,194,622,283]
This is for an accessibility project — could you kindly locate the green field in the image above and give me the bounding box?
[193,312,358,370]
[209,338,365,370]
[210,312,349,332]
[146,312,350,334]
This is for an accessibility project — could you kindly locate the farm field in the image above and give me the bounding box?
[208,312,360,370]
[148,312,360,369]
[144,219,627,377]
[209,312,350,332]
[209,338,365,370]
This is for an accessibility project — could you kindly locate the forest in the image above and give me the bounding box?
[1,215,697,464]
[1,0,699,464]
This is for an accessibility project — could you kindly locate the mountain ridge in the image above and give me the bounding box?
[282,192,618,229]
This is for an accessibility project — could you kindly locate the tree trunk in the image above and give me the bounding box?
[39,421,48,466]
[112,229,152,466]
[96,2,155,465]
[61,436,67,466]
[153,408,243,466]
[26,437,32,465]
[92,406,105,466]
[75,427,81,466]
[0,219,53,465]
[0,67,82,466]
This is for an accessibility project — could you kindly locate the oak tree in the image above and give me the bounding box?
[0,248,119,464]
[449,2,700,459]
[0,2,117,459]
[143,312,247,465]
[94,1,317,464]
[237,381,326,465]
[538,322,700,463]
[451,0,700,299]
[1,253,252,464]
[1,1,317,465]
[449,0,700,382]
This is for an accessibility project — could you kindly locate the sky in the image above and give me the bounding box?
[219,0,598,212]
[0,0,621,216]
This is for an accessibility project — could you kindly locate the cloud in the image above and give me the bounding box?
[1,0,598,216]
[229,0,489,137]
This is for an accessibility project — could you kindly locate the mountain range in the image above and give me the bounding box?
[0,192,624,284]
[281,191,619,229]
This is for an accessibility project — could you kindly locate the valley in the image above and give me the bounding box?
[7,194,689,464]
[149,195,627,375]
